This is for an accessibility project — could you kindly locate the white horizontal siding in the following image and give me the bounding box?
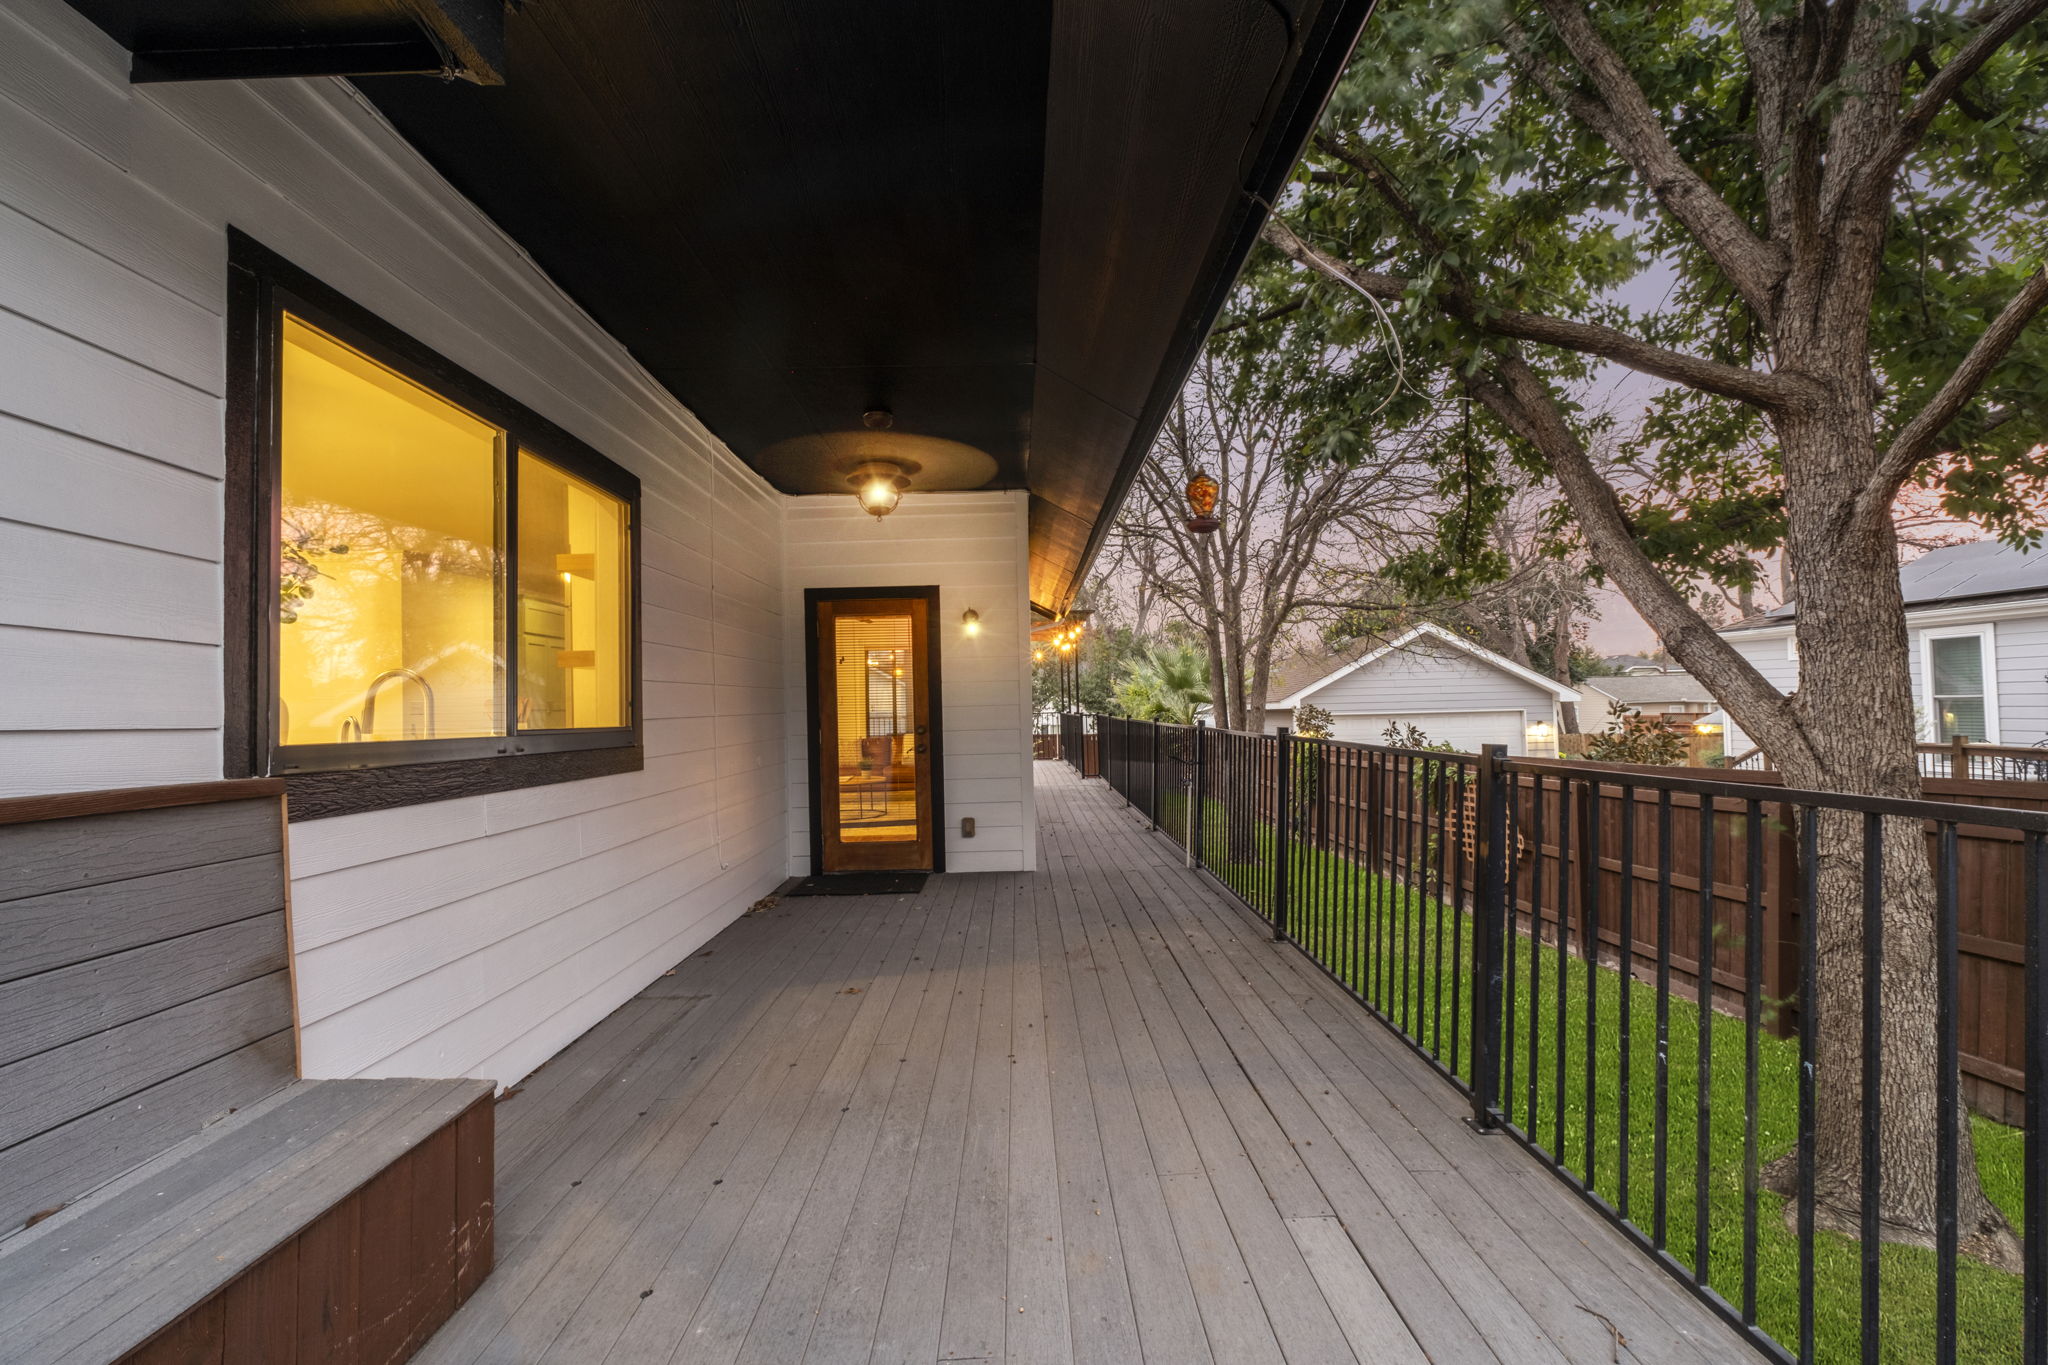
[1304,643,1554,715]
[1724,614,2048,748]
[1330,710,1535,756]
[0,0,787,1090]
[782,491,1036,875]
[1725,631,1799,694]
[1990,614,2048,746]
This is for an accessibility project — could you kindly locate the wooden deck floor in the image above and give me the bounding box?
[415,762,1750,1364]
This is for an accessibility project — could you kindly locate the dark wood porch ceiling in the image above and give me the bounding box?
[62,0,1375,614]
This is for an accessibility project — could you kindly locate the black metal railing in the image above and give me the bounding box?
[1069,711,2048,1365]
[1058,712,1098,777]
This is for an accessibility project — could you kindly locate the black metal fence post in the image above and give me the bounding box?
[1471,743,1509,1129]
[1149,720,1159,829]
[1274,727,1293,942]
[1191,721,1206,870]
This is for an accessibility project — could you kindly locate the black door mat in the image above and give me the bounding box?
[783,873,929,897]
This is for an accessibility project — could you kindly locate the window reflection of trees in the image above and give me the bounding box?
[279,498,502,738]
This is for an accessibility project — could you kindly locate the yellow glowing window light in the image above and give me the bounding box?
[278,315,504,745]
[516,452,631,731]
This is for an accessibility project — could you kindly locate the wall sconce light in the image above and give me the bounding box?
[1694,721,1722,736]
[1527,721,1556,748]
[1184,468,1221,533]
[962,608,981,637]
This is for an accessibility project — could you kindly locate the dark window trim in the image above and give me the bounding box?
[225,228,644,821]
[803,586,947,876]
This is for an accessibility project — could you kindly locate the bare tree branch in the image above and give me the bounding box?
[1212,297,1305,335]
[1259,216,1800,408]
[1111,347,1431,729]
[1462,349,1816,768]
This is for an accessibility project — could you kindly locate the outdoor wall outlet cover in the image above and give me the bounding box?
[962,817,976,837]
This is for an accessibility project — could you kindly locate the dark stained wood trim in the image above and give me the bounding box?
[224,229,645,820]
[109,1085,494,1365]
[803,586,946,876]
[222,243,265,782]
[0,780,284,828]
[285,744,644,822]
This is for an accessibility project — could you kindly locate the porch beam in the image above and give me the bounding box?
[128,0,505,86]
[130,41,449,84]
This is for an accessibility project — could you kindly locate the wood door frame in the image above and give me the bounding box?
[805,586,946,875]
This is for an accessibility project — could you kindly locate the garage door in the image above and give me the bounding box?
[1329,711,1527,755]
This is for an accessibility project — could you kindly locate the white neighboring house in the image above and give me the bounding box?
[1263,623,1580,756]
[1580,673,1717,727]
[1709,540,2048,757]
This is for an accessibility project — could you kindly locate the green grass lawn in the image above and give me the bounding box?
[1156,790,2024,1363]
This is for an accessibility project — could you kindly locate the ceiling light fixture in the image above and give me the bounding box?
[850,459,909,518]
[847,409,911,518]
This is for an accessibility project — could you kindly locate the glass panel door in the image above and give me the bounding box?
[815,595,934,872]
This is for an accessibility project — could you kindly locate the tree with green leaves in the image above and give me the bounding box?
[1584,698,1694,765]
[1111,643,1215,725]
[1259,0,2047,1266]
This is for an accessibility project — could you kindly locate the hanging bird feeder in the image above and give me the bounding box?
[1184,468,1220,533]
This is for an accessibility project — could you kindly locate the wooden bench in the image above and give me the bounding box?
[0,781,495,1364]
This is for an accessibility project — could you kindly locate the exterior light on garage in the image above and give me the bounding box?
[1695,720,1722,736]
[1527,720,1556,754]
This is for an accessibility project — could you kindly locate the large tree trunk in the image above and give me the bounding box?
[1469,346,2019,1268]
[1760,411,2019,1268]
[1552,604,1580,733]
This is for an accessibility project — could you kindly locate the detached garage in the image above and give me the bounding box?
[1264,623,1579,757]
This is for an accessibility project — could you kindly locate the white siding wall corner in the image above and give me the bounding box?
[1987,611,2048,745]
[781,491,1036,876]
[0,0,786,1087]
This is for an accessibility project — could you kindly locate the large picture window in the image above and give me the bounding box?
[228,232,642,818]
